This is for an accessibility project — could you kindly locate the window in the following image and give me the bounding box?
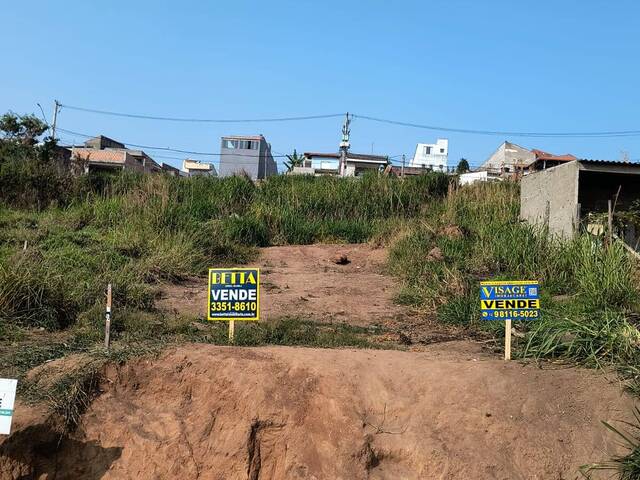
[224,139,259,150]
[440,148,445,153]
[423,146,432,155]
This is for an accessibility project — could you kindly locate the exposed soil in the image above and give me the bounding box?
[157,244,407,326]
[1,343,635,479]
[2,243,638,479]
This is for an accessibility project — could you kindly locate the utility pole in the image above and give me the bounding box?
[401,154,406,178]
[51,100,60,141]
[339,112,351,176]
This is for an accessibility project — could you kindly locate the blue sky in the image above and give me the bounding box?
[3,0,640,171]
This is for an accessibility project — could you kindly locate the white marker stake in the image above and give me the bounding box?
[105,283,112,350]
[228,320,235,344]
[504,319,512,361]
[0,378,18,435]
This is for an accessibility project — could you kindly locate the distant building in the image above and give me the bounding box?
[411,139,448,171]
[83,135,125,150]
[479,142,578,179]
[529,149,577,172]
[299,152,388,177]
[218,135,277,180]
[459,170,490,186]
[71,135,162,174]
[521,159,640,245]
[72,148,146,174]
[479,141,535,179]
[182,159,217,177]
[161,163,183,177]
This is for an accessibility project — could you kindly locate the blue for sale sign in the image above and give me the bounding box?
[480,280,540,320]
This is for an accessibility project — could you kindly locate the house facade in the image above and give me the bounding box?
[297,152,388,177]
[218,135,277,180]
[182,159,217,177]
[479,141,535,178]
[410,139,448,171]
[71,135,163,174]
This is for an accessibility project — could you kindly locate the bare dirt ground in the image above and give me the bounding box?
[1,343,635,479]
[158,244,407,325]
[1,243,637,479]
[157,244,464,344]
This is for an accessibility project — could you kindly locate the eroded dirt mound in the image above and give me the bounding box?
[2,343,635,479]
[158,244,407,325]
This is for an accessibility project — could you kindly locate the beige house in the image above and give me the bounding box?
[182,159,217,177]
[478,141,535,179]
[71,135,162,174]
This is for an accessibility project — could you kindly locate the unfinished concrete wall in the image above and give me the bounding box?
[520,161,579,239]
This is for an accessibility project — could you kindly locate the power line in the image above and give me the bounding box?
[60,103,344,123]
[57,128,288,158]
[57,102,640,137]
[353,114,640,138]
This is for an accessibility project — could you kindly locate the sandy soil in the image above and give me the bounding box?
[1,343,635,480]
[157,244,408,325]
[2,244,637,479]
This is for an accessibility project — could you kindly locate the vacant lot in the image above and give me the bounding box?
[2,342,635,479]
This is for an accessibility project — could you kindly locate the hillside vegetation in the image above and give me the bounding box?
[2,137,640,476]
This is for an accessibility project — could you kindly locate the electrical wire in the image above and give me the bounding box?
[57,128,288,158]
[57,102,640,138]
[60,103,344,123]
[353,114,640,138]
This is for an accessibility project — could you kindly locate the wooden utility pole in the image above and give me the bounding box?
[51,100,60,141]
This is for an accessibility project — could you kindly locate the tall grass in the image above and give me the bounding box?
[0,171,449,332]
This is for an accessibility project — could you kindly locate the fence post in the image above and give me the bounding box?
[608,199,613,247]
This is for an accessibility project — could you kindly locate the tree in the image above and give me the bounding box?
[0,112,48,145]
[284,149,305,172]
[456,158,470,174]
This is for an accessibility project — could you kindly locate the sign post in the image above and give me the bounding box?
[208,268,260,344]
[0,378,17,435]
[480,280,540,361]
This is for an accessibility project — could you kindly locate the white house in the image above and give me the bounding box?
[459,170,492,186]
[410,139,448,171]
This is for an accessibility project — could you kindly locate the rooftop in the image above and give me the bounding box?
[72,148,126,164]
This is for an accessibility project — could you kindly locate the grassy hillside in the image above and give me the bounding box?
[0,171,449,336]
[2,142,640,475]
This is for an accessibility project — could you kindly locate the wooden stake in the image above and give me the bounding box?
[228,320,235,344]
[105,283,112,350]
[608,199,613,248]
[504,319,512,361]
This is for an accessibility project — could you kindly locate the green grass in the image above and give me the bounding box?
[386,181,640,476]
[0,171,449,333]
[581,407,640,479]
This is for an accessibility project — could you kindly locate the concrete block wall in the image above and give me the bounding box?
[520,161,579,239]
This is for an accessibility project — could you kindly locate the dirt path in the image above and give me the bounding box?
[2,343,635,479]
[158,244,407,325]
[2,243,637,479]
